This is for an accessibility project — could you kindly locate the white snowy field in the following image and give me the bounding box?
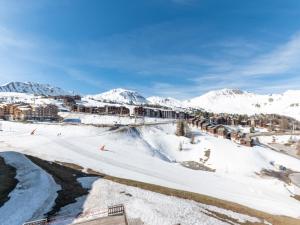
[59,112,175,126]
[0,121,300,219]
[0,151,59,225]
[259,135,300,145]
[51,177,269,225]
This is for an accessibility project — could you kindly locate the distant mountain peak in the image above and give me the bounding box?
[87,88,148,105]
[205,88,245,96]
[0,81,72,96]
[147,96,186,109]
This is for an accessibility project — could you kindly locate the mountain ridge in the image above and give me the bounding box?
[86,88,149,105]
[0,81,72,96]
[1,82,299,120]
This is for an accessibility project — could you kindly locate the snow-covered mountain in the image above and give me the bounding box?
[86,88,148,105]
[185,88,300,120]
[0,82,71,96]
[147,96,187,109]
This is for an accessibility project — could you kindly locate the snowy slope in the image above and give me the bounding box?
[86,88,148,105]
[1,121,300,218]
[0,82,71,96]
[0,152,59,225]
[185,88,300,120]
[69,177,265,225]
[147,96,187,110]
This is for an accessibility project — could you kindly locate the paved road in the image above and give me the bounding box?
[74,215,127,225]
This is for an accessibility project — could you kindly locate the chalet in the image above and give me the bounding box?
[201,122,211,131]
[197,119,207,128]
[231,130,244,141]
[13,106,32,121]
[207,125,218,134]
[216,125,228,138]
[3,104,21,120]
[190,117,199,126]
[240,137,254,147]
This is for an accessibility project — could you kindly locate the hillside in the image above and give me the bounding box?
[185,88,300,120]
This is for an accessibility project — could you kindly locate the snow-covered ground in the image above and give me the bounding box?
[259,135,300,145]
[59,112,175,125]
[59,177,267,225]
[0,121,300,219]
[0,151,59,225]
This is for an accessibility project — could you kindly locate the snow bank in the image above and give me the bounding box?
[0,152,60,225]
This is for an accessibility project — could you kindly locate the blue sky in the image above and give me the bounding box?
[1,0,300,99]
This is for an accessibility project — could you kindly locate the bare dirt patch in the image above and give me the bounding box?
[181,161,215,172]
[259,169,292,184]
[0,156,18,207]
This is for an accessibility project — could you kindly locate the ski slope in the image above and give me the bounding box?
[0,121,300,218]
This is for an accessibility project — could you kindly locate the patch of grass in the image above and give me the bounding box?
[26,155,101,218]
[292,195,300,202]
[0,156,18,207]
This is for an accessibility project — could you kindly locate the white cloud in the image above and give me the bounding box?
[240,32,300,77]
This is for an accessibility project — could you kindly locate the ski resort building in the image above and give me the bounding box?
[133,106,189,119]
[72,105,130,115]
[31,104,59,120]
[0,103,59,121]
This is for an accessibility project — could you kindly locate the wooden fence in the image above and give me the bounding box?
[108,204,125,216]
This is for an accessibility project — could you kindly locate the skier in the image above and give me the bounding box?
[31,128,37,135]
